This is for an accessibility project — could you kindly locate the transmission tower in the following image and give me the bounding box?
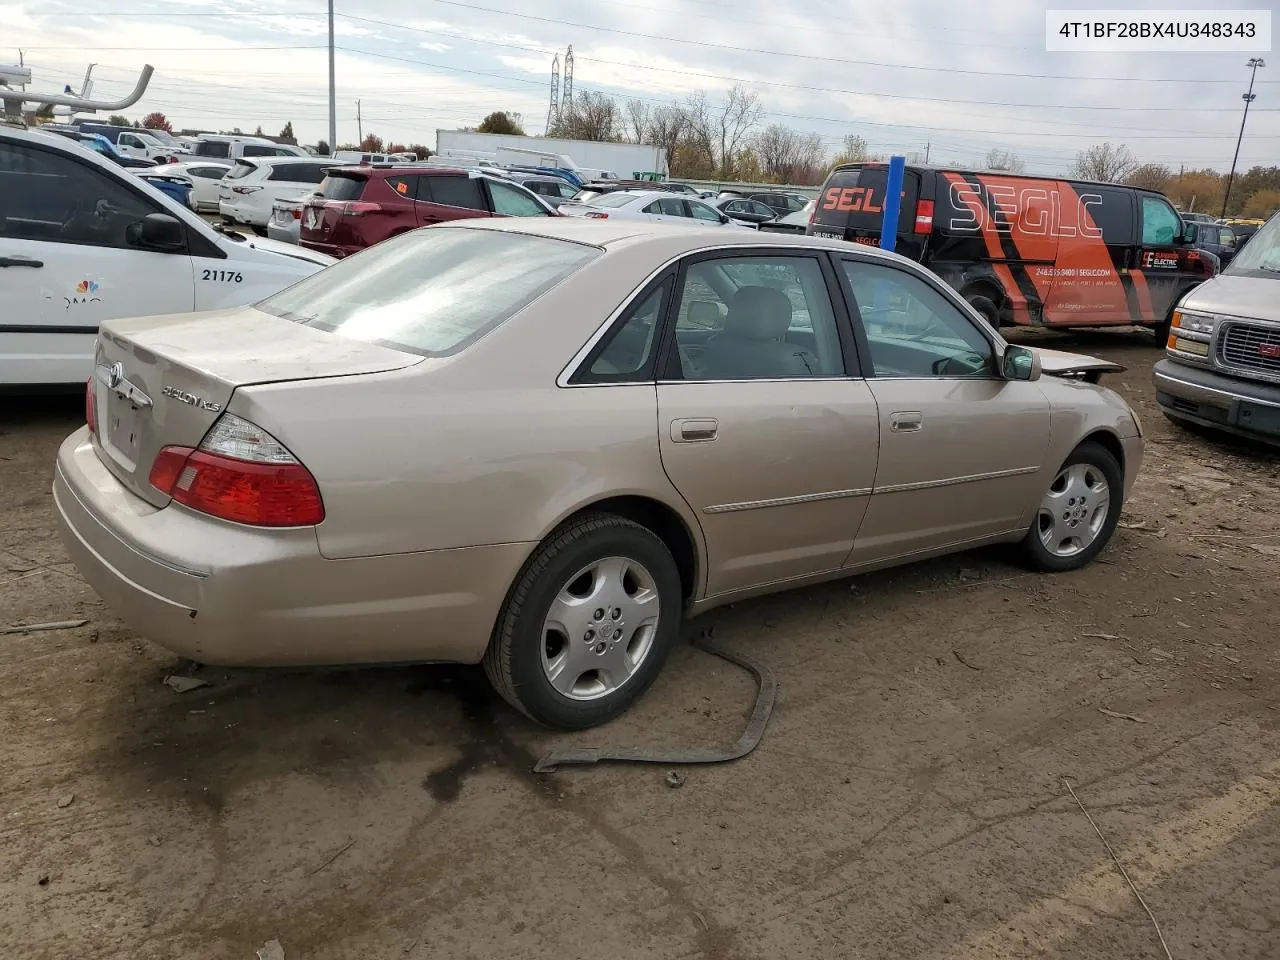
[562,45,574,113]
[546,52,560,131]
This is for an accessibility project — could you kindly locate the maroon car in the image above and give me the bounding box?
[300,165,558,257]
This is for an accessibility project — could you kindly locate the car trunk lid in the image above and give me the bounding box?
[91,306,421,507]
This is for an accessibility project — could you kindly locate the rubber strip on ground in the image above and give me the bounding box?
[532,636,777,773]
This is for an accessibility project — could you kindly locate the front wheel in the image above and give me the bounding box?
[483,514,683,729]
[1019,441,1124,572]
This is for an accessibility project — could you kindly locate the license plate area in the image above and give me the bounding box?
[1235,400,1280,436]
[105,393,144,469]
[811,229,842,240]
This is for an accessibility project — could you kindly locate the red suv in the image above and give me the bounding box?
[299,166,557,257]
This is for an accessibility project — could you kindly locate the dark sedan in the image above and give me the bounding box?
[708,195,778,228]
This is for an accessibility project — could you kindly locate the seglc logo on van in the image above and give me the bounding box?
[162,385,222,413]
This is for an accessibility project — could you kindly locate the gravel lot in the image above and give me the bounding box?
[2,330,1278,960]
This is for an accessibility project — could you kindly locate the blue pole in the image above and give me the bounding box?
[880,155,906,253]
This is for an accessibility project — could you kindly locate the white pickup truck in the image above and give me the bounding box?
[0,125,333,386]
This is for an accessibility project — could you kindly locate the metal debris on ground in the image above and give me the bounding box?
[1082,632,1124,641]
[532,637,777,773]
[163,675,211,694]
[665,771,685,789]
[256,940,285,960]
[0,619,90,636]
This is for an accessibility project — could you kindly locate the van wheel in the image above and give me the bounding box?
[1019,442,1124,573]
[966,294,1001,328]
[483,514,683,730]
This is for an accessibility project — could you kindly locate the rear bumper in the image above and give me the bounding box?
[298,238,354,258]
[266,219,300,244]
[54,428,530,666]
[218,198,268,227]
[1153,359,1280,444]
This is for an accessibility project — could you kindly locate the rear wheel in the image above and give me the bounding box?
[483,514,682,729]
[1019,441,1124,572]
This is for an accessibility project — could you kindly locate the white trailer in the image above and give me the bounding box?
[435,130,667,178]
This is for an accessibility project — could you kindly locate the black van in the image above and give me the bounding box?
[809,163,1217,337]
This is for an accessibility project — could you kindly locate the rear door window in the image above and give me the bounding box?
[424,175,485,210]
[1141,196,1182,246]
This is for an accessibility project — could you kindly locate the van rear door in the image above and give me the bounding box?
[810,165,924,259]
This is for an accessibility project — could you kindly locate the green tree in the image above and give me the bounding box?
[280,121,294,140]
[107,114,131,126]
[253,125,265,137]
[316,140,331,156]
[476,111,526,135]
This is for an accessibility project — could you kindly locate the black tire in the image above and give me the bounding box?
[966,293,1001,328]
[1019,441,1124,573]
[252,225,268,237]
[483,513,683,730]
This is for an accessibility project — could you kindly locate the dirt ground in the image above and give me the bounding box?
[2,329,1278,960]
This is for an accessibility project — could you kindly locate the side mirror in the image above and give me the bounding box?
[1002,345,1041,382]
[128,212,186,252]
[1180,225,1198,245]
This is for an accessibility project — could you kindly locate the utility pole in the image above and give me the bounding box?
[17,49,24,91]
[356,98,362,144]
[1222,57,1265,219]
[327,0,336,154]
[924,141,930,164]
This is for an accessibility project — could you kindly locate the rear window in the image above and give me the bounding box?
[268,162,329,183]
[195,140,230,158]
[225,161,258,180]
[258,229,599,357]
[242,144,288,157]
[317,174,367,201]
[813,166,917,233]
[586,193,639,209]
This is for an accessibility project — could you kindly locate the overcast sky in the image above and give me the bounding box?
[2,0,1277,174]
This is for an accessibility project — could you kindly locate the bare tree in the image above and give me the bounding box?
[1071,142,1138,182]
[645,103,689,176]
[1125,163,1174,191]
[682,90,716,174]
[753,124,828,184]
[712,84,764,178]
[548,90,622,142]
[624,100,650,145]
[831,134,872,167]
[983,148,1026,173]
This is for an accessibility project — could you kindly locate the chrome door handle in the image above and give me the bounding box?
[889,411,923,433]
[671,418,718,442]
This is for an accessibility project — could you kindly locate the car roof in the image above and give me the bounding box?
[434,215,901,258]
[232,155,329,165]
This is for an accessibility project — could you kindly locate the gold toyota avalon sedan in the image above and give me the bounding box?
[55,219,1144,728]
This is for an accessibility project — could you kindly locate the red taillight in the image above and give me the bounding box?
[85,377,97,435]
[584,211,609,219]
[291,207,302,220]
[914,199,934,234]
[231,185,261,195]
[147,414,324,527]
[337,201,381,216]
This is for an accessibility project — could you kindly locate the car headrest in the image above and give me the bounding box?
[687,299,723,329]
[724,285,792,341]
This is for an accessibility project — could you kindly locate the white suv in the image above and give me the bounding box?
[218,157,333,233]
[0,126,333,386]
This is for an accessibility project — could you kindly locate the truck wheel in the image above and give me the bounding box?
[966,294,1001,328]
[483,514,683,730]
